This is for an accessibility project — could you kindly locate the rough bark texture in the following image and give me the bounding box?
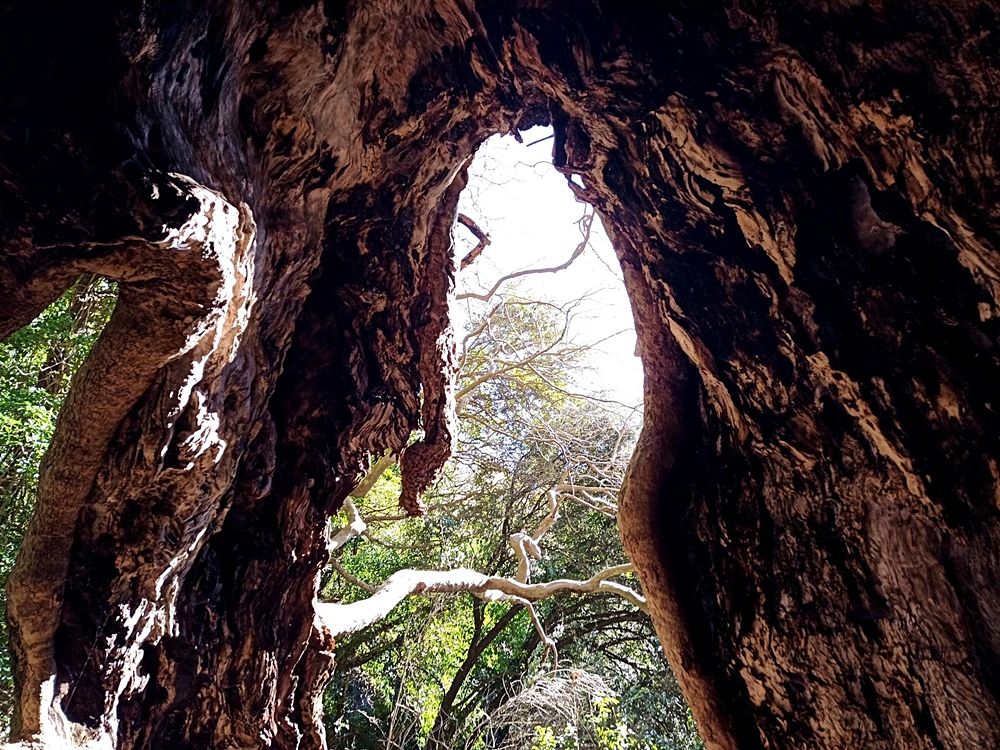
[1,1,998,748]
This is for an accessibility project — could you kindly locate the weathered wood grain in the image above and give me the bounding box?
[1,2,997,748]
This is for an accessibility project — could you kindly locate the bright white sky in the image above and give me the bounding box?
[452,126,644,409]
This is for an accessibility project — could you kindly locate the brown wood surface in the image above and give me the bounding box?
[1,2,998,748]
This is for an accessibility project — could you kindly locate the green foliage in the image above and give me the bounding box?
[0,277,116,734]
[528,696,631,750]
[324,290,704,750]
[531,725,558,750]
[0,271,705,749]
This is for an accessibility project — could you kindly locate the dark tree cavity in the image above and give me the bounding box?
[1,2,998,748]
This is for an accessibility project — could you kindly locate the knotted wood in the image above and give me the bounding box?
[0,2,997,748]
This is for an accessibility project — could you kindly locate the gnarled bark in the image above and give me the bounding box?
[1,2,998,748]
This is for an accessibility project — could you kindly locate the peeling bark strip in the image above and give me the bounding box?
[1,2,998,749]
[397,162,465,516]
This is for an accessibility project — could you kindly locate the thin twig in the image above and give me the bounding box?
[456,209,594,302]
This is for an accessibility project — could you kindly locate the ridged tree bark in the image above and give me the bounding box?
[1,2,997,748]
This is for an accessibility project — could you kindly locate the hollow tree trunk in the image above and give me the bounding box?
[1,2,998,749]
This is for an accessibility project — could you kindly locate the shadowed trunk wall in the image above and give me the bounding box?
[1,2,997,749]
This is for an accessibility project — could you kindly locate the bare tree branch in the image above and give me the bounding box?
[456,307,573,405]
[456,213,491,271]
[316,564,646,640]
[328,557,377,594]
[328,498,368,553]
[456,209,594,303]
[351,452,396,499]
[531,488,561,543]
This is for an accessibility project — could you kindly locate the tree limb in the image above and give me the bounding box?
[456,209,594,302]
[315,563,646,639]
[328,498,367,553]
[456,213,491,271]
[327,557,377,594]
[351,452,395,499]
